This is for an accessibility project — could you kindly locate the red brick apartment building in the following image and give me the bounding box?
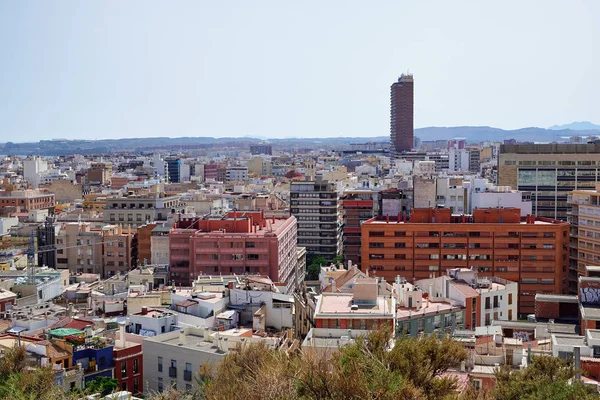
[169,211,301,292]
[0,190,55,213]
[361,208,569,316]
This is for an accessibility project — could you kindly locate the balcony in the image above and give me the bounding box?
[169,367,177,378]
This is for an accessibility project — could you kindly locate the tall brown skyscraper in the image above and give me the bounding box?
[390,73,414,153]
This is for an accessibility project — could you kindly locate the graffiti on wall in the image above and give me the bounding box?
[580,287,600,305]
[513,331,531,342]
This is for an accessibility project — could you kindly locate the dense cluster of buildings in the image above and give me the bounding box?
[0,73,599,396]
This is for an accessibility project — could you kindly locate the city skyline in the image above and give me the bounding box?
[0,1,598,142]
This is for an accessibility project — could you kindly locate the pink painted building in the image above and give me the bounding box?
[169,211,303,292]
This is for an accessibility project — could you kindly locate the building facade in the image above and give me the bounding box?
[165,157,181,183]
[341,189,379,268]
[361,207,569,316]
[56,223,103,275]
[390,73,414,153]
[499,143,600,220]
[0,190,55,214]
[250,144,272,155]
[568,189,600,293]
[290,177,342,261]
[103,193,183,226]
[169,211,301,292]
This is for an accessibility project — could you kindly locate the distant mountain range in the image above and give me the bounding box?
[1,123,599,155]
[548,121,600,131]
[414,124,600,142]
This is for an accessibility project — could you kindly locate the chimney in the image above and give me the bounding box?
[141,306,148,315]
[386,214,389,223]
[397,212,401,223]
[119,321,127,348]
[330,277,336,293]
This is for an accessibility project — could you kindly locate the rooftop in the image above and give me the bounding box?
[587,329,600,340]
[536,294,579,304]
[580,305,600,321]
[396,300,459,320]
[317,293,393,317]
[48,328,84,337]
[553,335,586,346]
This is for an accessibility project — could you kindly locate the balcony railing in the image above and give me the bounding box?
[169,367,177,378]
[184,370,192,381]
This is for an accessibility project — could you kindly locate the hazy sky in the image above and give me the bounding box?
[0,1,598,142]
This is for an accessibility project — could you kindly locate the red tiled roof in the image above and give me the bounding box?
[63,318,94,331]
[581,357,600,363]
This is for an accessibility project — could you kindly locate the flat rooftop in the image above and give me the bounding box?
[536,294,578,303]
[318,294,393,317]
[157,332,225,354]
[367,220,554,225]
[477,282,508,293]
[173,289,224,304]
[553,335,586,346]
[587,329,600,340]
[580,305,600,321]
[397,300,459,320]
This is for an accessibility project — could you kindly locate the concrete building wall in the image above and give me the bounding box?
[142,331,226,393]
[413,177,436,209]
[151,235,170,265]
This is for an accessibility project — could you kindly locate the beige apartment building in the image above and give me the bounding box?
[56,223,103,275]
[568,188,600,293]
[56,222,134,277]
[499,143,600,220]
[103,193,184,227]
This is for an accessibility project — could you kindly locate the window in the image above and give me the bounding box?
[508,294,513,305]
[169,359,177,377]
[121,382,127,391]
[184,362,193,382]
[186,384,192,391]
[133,379,139,394]
[158,357,163,372]
[121,361,127,377]
[158,377,163,392]
[133,358,139,374]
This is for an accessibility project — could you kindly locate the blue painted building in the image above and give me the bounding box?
[73,345,115,383]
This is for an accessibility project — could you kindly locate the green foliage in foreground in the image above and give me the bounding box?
[0,328,598,400]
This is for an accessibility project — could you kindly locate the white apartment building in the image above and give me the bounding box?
[448,147,470,172]
[23,156,48,188]
[142,327,279,393]
[226,166,249,182]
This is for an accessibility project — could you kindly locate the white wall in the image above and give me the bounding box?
[0,217,19,236]
[229,289,293,330]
